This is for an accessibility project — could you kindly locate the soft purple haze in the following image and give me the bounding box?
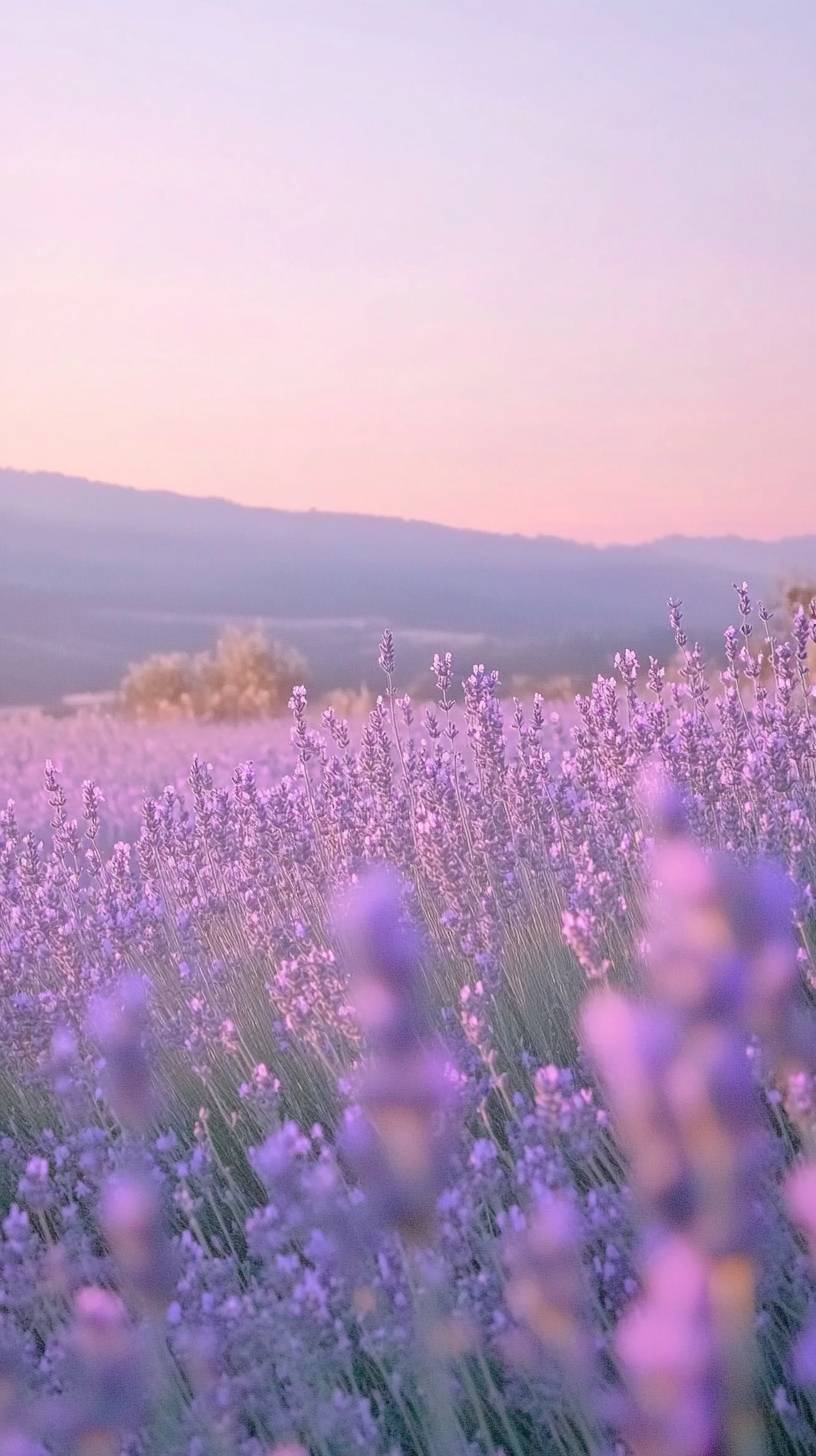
[2,1,814,543]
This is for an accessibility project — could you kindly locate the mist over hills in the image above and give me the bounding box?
[2,468,815,708]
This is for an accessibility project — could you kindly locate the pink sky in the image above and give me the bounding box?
[2,2,814,543]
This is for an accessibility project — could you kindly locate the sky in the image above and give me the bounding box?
[2,1,814,544]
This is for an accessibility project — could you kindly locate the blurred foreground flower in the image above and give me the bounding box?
[582,800,801,1456]
[99,1172,177,1314]
[504,1191,592,1379]
[340,868,456,1243]
[88,976,154,1131]
[55,1287,148,1455]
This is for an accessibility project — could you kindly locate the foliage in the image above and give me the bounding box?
[118,624,305,722]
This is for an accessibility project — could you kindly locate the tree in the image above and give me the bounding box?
[118,652,196,721]
[119,625,305,721]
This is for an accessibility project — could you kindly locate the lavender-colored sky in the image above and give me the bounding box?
[2,1,814,543]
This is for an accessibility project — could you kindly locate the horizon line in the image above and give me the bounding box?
[2,463,815,554]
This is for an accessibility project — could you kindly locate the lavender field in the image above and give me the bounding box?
[2,589,816,1456]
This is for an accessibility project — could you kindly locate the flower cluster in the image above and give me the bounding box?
[0,590,813,1450]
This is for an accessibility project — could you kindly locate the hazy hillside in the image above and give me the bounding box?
[2,469,815,707]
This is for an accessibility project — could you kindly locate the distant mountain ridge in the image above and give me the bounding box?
[2,468,815,707]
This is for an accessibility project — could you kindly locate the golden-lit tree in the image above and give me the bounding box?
[119,625,305,721]
[118,651,196,721]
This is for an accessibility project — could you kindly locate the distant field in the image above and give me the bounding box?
[0,709,296,841]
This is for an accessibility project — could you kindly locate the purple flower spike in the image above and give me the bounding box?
[341,866,424,1053]
[504,1193,590,1372]
[378,629,396,676]
[340,868,456,1241]
[99,1173,177,1313]
[88,976,154,1131]
[55,1287,148,1454]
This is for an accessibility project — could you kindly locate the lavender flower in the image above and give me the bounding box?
[0,590,814,1451]
[99,1172,177,1312]
[55,1287,148,1453]
[340,869,455,1242]
[88,976,154,1130]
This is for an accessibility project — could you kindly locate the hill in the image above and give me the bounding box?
[1,468,814,706]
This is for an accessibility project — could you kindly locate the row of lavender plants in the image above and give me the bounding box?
[0,713,294,845]
[0,585,815,1453]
